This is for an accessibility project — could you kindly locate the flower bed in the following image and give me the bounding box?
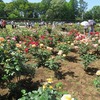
[0,24,100,100]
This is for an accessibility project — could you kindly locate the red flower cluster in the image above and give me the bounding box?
[90,32,99,35]
[90,32,95,35]
[24,48,29,53]
[40,35,45,40]
[24,36,39,53]
[28,41,39,46]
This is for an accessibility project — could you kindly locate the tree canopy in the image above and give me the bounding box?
[0,0,100,22]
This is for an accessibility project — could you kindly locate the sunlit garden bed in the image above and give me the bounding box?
[0,23,100,100]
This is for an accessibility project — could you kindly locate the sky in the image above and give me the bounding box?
[3,0,100,11]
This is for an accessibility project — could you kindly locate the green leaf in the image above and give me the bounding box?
[21,89,26,94]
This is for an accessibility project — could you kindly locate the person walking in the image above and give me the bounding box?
[84,25,88,36]
[11,20,16,29]
[81,21,89,36]
[88,25,94,36]
[88,20,96,36]
[2,19,6,28]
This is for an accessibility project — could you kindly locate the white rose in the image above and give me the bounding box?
[98,39,100,44]
[93,44,98,48]
[92,38,95,41]
[47,46,53,51]
[40,44,44,48]
[32,44,36,47]
[71,43,74,46]
[96,70,100,76]
[58,50,63,55]
[63,54,66,57]
[61,94,75,100]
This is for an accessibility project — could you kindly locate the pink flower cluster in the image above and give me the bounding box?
[75,34,86,40]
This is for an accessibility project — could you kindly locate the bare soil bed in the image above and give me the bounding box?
[0,51,100,100]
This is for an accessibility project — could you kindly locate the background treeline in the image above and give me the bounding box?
[0,0,100,22]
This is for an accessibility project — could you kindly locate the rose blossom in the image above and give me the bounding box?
[92,44,98,48]
[58,50,63,55]
[96,70,100,76]
[98,39,100,44]
[61,94,75,100]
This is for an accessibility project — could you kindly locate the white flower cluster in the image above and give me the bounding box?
[61,94,75,100]
[96,70,100,76]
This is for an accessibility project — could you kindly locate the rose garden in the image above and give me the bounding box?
[0,22,100,100]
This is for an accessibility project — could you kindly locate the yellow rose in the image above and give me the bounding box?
[47,46,53,51]
[43,85,47,90]
[16,43,21,48]
[32,44,36,47]
[46,78,53,83]
[96,70,100,76]
[71,43,74,46]
[63,54,66,57]
[68,41,70,44]
[0,43,4,46]
[40,44,44,48]
[49,85,53,89]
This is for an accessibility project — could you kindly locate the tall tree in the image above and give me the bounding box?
[46,0,66,19]
[84,10,92,20]
[40,0,51,14]
[91,6,100,20]
[68,0,78,21]
[12,0,28,3]
[0,0,3,2]
[78,0,87,20]
[12,0,30,17]
[0,2,5,17]
[4,2,14,13]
